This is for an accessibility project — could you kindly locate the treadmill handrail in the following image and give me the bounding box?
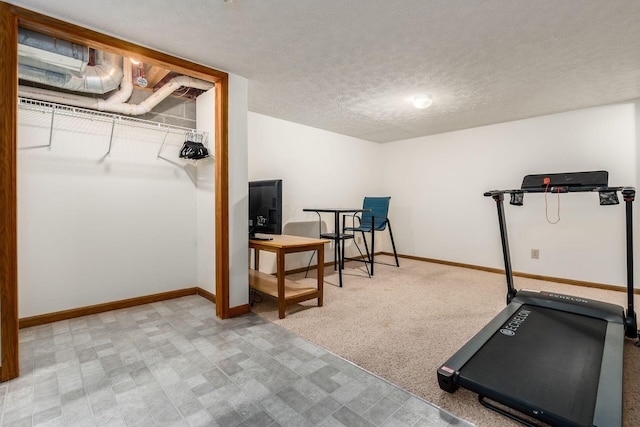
[484,185,633,197]
[485,183,637,339]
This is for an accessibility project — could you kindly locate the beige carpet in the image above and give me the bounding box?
[251,256,640,427]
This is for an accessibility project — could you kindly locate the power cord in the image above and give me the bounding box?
[543,177,561,224]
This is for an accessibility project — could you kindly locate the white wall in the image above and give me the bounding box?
[196,88,216,295]
[228,74,250,308]
[248,101,639,288]
[381,101,639,288]
[17,71,255,317]
[248,112,383,273]
[18,110,199,317]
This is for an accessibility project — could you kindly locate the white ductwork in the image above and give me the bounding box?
[18,28,124,94]
[18,57,214,116]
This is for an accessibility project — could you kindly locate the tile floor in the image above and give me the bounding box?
[0,295,472,426]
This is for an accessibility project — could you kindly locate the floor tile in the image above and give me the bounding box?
[2,295,472,427]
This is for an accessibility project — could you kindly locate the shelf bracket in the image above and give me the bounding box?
[106,115,116,157]
[156,128,171,158]
[47,108,55,151]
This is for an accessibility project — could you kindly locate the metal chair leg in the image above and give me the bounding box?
[304,250,316,278]
[361,228,374,276]
[371,225,375,275]
[360,230,372,264]
[387,221,400,267]
[362,230,372,271]
[350,233,371,277]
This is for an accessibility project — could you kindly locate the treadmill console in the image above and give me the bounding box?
[521,170,608,190]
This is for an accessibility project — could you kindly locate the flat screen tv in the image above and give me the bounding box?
[248,179,282,239]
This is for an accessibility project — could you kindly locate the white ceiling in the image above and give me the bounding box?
[7,0,640,143]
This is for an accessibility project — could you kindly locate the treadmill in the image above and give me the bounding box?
[437,171,638,427]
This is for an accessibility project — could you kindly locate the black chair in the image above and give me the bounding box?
[305,212,370,285]
[343,196,399,275]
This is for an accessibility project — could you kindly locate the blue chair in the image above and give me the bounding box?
[343,196,399,275]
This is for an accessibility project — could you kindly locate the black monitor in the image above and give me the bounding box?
[248,179,282,238]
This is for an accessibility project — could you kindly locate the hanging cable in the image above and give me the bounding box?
[543,177,561,224]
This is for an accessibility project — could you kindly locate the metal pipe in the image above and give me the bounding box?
[18,70,213,116]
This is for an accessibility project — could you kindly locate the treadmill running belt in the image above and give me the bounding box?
[459,304,607,426]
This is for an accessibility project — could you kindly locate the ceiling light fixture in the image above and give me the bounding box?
[412,95,433,109]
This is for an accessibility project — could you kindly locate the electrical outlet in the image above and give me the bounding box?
[531,249,540,259]
[357,236,362,244]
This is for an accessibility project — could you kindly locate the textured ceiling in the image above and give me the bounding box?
[7,0,640,143]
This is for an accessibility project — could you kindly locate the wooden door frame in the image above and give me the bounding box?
[0,2,231,382]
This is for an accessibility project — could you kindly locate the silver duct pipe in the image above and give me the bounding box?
[78,51,124,94]
[18,28,124,94]
[18,52,124,94]
[18,28,89,71]
[18,58,214,116]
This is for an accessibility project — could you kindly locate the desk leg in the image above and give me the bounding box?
[333,212,339,271]
[317,245,324,307]
[335,212,343,287]
[277,248,286,319]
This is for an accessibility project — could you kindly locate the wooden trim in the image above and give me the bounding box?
[5,4,226,83]
[196,287,216,304]
[291,251,636,295]
[228,304,251,317]
[1,3,231,381]
[19,288,199,329]
[215,75,230,319]
[0,2,19,382]
[392,252,640,295]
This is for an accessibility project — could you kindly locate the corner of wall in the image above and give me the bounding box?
[228,73,249,308]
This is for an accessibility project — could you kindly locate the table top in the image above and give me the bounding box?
[303,208,371,213]
[249,234,330,249]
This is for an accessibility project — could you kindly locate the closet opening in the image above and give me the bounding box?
[0,2,230,382]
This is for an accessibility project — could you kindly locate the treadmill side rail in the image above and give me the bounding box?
[437,302,523,393]
[593,322,624,426]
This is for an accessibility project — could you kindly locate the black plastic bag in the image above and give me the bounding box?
[179,140,208,160]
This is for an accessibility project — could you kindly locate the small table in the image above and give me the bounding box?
[303,208,370,287]
[249,234,330,319]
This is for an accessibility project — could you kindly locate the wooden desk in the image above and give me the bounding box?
[249,235,330,319]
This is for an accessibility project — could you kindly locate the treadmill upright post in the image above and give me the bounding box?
[493,193,517,304]
[622,188,638,339]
